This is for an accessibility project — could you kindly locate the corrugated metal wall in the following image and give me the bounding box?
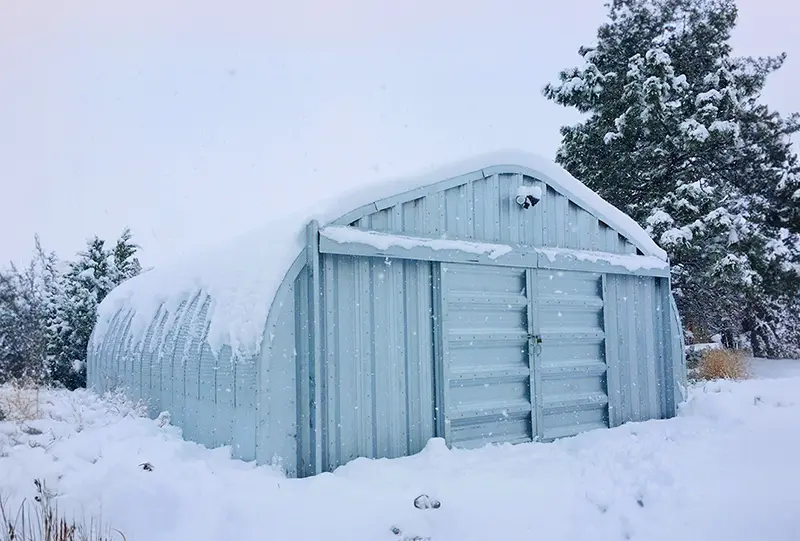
[308,257,676,471]
[604,274,675,425]
[349,172,639,256]
[314,254,436,473]
[87,295,261,462]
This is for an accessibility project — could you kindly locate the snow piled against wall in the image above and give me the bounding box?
[91,150,668,361]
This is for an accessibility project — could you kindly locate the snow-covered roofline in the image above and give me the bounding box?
[90,150,667,362]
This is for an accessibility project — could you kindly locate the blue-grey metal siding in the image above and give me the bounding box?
[312,254,436,473]
[604,274,677,425]
[349,173,639,256]
[87,294,262,463]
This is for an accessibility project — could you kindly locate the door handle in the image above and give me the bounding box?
[528,334,543,355]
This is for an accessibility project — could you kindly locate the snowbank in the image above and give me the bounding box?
[2,360,800,541]
[91,150,668,361]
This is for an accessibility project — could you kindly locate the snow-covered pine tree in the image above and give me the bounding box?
[0,237,61,383]
[110,227,142,284]
[47,237,113,389]
[47,230,142,389]
[543,0,800,356]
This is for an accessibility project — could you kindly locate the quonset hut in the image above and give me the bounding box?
[88,151,686,477]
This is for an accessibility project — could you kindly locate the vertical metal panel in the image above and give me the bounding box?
[602,274,621,427]
[653,277,668,417]
[605,274,676,424]
[168,297,193,430]
[642,279,659,417]
[431,264,448,442]
[668,291,686,412]
[320,254,342,469]
[148,308,170,416]
[542,186,554,246]
[307,221,323,475]
[405,259,435,451]
[115,309,136,393]
[294,269,313,477]
[108,308,132,390]
[130,324,145,403]
[318,253,436,472]
[527,269,544,440]
[625,276,641,421]
[159,301,184,424]
[200,334,231,451]
[136,306,159,412]
[191,297,213,447]
[257,283,298,476]
[233,350,257,460]
[471,176,488,240]
[182,295,207,443]
[96,307,124,391]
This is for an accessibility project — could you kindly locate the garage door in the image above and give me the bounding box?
[436,263,609,446]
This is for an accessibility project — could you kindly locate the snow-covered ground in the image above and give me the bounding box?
[2,358,800,541]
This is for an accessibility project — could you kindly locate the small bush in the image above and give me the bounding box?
[695,349,750,381]
[0,381,41,423]
[0,480,122,541]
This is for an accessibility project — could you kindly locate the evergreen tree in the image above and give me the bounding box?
[111,227,142,284]
[0,237,61,383]
[46,230,142,389]
[543,0,800,356]
[47,237,111,389]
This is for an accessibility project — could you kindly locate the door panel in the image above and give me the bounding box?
[533,269,610,440]
[437,263,535,448]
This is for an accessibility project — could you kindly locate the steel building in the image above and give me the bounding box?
[88,151,686,478]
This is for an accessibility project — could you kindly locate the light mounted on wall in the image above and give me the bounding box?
[516,185,542,209]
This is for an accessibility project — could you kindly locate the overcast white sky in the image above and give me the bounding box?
[1,0,797,268]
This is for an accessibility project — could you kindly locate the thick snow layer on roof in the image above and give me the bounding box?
[91,149,667,360]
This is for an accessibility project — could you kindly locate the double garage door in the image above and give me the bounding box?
[437,262,609,447]
[318,256,609,472]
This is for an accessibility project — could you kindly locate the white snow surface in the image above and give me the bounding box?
[537,246,669,271]
[91,150,668,360]
[2,359,800,541]
[321,226,514,260]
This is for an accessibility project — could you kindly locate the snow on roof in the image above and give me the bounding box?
[91,150,667,361]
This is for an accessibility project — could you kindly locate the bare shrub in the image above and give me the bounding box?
[0,381,41,423]
[695,349,750,381]
[0,480,122,541]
